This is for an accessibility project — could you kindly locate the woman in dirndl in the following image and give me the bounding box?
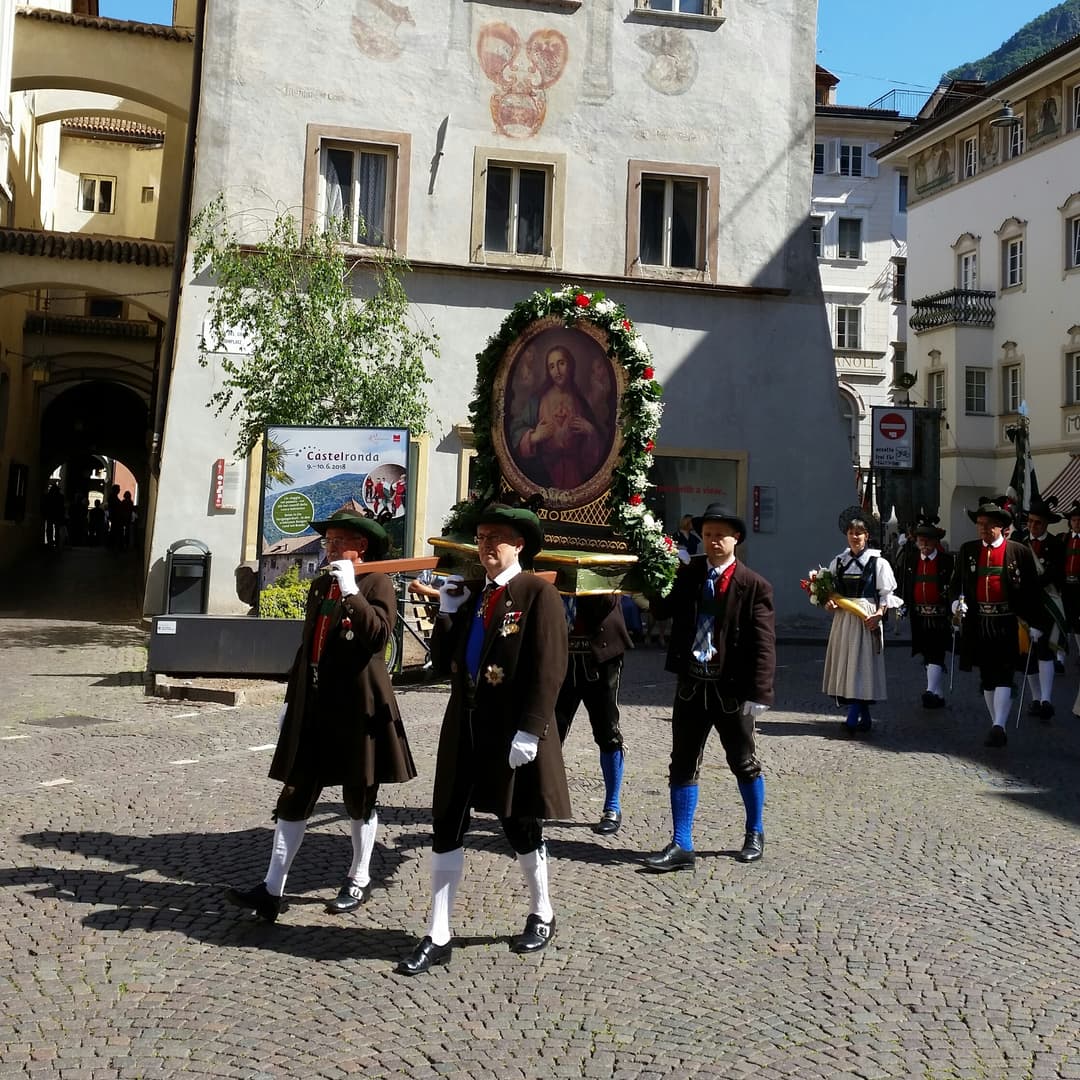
[822,508,901,734]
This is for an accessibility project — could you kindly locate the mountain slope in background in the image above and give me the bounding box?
[945,0,1080,82]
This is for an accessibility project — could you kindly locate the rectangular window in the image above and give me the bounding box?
[965,367,988,414]
[838,143,863,177]
[78,174,115,214]
[1003,238,1024,288]
[322,144,394,246]
[643,0,709,11]
[1003,364,1022,413]
[485,164,548,255]
[810,215,823,258]
[891,344,907,384]
[1068,352,1080,405]
[639,175,703,269]
[836,306,861,349]
[813,142,825,175]
[897,172,908,213]
[1070,216,1080,270]
[1009,117,1025,158]
[86,297,124,318]
[928,370,946,411]
[892,258,906,302]
[963,135,978,178]
[1074,85,1080,131]
[958,250,978,290]
[837,217,862,259]
[141,186,155,204]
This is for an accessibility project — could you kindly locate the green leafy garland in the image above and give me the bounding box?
[444,285,678,595]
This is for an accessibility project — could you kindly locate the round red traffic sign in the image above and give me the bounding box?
[878,412,908,441]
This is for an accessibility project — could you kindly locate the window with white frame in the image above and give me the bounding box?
[1069,215,1080,270]
[965,367,989,414]
[1003,237,1024,288]
[962,135,978,178]
[1074,84,1080,131]
[302,125,411,253]
[638,0,720,13]
[810,215,823,258]
[928,370,946,411]
[836,306,861,349]
[892,258,906,302]
[472,148,566,269]
[837,217,862,260]
[813,142,825,175]
[1009,116,1025,158]
[1067,352,1080,405]
[639,174,704,269]
[897,172,908,213]
[78,174,115,214]
[891,343,907,384]
[958,249,978,291]
[839,143,863,177]
[322,144,395,247]
[1003,363,1022,413]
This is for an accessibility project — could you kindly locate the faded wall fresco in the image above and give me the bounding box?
[637,28,699,96]
[353,0,414,61]
[477,24,569,138]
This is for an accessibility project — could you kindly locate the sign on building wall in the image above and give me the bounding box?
[871,406,914,470]
[257,426,410,613]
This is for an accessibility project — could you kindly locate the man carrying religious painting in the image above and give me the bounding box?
[642,503,776,873]
[397,503,569,975]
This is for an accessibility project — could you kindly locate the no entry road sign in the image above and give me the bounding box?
[871,406,914,469]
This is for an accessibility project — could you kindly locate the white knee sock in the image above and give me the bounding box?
[1038,660,1055,703]
[983,689,995,722]
[264,819,306,897]
[993,686,1012,728]
[348,810,378,887]
[927,664,945,696]
[425,848,464,947]
[517,845,554,923]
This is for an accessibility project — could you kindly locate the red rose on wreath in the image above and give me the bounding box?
[629,494,644,506]
[645,439,655,452]
[643,366,655,380]
[663,536,675,549]
[574,293,590,308]
[622,319,632,331]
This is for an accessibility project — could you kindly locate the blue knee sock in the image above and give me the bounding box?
[599,749,624,814]
[846,702,860,728]
[737,776,765,834]
[670,784,699,850]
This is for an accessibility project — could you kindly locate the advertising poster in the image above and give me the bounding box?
[258,426,410,613]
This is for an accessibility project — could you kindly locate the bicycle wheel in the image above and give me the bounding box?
[384,630,401,674]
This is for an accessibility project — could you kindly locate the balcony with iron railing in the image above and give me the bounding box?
[909,289,995,332]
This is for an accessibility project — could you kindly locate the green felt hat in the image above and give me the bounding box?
[476,503,544,560]
[966,499,1013,527]
[308,509,389,560]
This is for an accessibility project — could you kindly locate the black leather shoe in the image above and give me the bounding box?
[736,830,764,863]
[594,810,621,835]
[855,717,872,733]
[922,692,945,709]
[1039,701,1055,723]
[224,882,281,923]
[985,725,1007,748]
[642,842,695,873]
[325,877,370,914]
[396,936,452,975]
[1026,700,1043,718]
[511,914,556,954]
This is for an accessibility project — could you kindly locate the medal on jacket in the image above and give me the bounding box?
[341,615,354,641]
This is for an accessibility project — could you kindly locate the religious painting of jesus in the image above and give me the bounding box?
[493,317,624,510]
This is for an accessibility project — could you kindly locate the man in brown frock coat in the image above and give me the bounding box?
[226,510,416,922]
[397,504,569,975]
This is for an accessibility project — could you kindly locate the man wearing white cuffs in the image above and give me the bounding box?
[397,503,569,976]
[225,510,415,922]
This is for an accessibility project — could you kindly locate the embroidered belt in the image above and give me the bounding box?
[687,660,723,680]
[568,636,592,653]
[1066,576,1080,585]
[976,603,1010,616]
[915,604,946,616]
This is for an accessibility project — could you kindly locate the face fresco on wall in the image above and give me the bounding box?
[477,23,569,138]
[352,0,415,61]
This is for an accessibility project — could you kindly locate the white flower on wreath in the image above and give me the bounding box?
[593,299,616,316]
[630,337,651,358]
[809,594,820,606]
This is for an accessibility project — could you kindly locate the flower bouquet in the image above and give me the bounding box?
[800,567,871,624]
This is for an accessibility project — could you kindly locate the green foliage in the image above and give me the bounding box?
[258,565,308,620]
[193,195,436,458]
[945,0,1080,82]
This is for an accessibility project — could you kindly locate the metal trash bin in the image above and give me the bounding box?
[164,539,212,614]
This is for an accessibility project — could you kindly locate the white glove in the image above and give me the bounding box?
[951,598,968,617]
[276,703,288,732]
[329,559,359,597]
[1029,626,1043,642]
[742,701,768,718]
[508,730,539,769]
[438,579,471,615]
[676,547,691,565]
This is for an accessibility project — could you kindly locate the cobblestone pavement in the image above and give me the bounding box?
[4,548,1080,1078]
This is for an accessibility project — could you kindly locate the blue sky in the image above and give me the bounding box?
[102,0,1060,110]
[818,0,1062,107]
